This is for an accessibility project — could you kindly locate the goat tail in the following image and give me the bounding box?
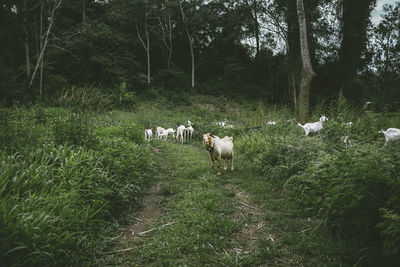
[298,123,303,128]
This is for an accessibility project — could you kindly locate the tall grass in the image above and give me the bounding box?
[0,106,152,265]
[234,97,400,266]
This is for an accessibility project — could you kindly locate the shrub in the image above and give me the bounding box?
[236,125,325,186]
[0,108,43,151]
[0,130,152,266]
[54,86,114,111]
[287,142,400,265]
[52,113,98,148]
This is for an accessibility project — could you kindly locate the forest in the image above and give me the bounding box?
[0,0,399,112]
[1,0,400,266]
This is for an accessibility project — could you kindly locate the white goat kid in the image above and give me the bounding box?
[298,115,328,136]
[144,128,153,142]
[379,128,400,147]
[176,125,186,143]
[156,126,166,139]
[185,120,194,140]
[159,128,176,141]
[202,133,234,175]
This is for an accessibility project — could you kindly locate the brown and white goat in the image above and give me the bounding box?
[202,133,234,175]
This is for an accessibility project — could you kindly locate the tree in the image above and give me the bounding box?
[296,0,315,121]
[158,0,175,68]
[28,0,63,92]
[338,0,376,99]
[135,0,154,85]
[178,0,195,88]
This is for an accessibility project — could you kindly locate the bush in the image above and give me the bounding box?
[236,125,325,186]
[287,143,400,265]
[0,144,115,265]
[54,86,114,111]
[52,113,98,148]
[0,108,43,151]
[0,130,152,265]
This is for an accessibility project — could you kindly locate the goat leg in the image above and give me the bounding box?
[217,156,222,175]
[231,152,234,171]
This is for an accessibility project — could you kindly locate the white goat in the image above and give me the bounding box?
[144,128,153,142]
[202,133,234,175]
[159,128,176,141]
[379,128,400,146]
[185,120,194,140]
[340,135,352,147]
[267,121,277,125]
[176,125,186,143]
[156,126,166,139]
[214,119,234,128]
[298,115,328,136]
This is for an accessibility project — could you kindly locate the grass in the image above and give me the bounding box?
[108,139,346,266]
[2,93,400,265]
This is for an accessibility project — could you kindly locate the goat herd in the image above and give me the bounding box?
[145,116,400,175]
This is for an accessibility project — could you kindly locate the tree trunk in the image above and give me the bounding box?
[186,28,194,88]
[29,0,63,89]
[253,0,260,55]
[338,0,376,98]
[159,1,173,69]
[22,0,30,80]
[39,3,43,99]
[296,0,315,121]
[136,14,151,85]
[145,18,150,85]
[179,1,194,88]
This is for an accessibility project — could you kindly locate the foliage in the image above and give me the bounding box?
[52,113,98,148]
[54,86,114,111]
[0,107,152,265]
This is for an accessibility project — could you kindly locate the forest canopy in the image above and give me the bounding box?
[0,0,399,111]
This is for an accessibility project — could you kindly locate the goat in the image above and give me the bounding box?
[214,119,234,128]
[176,125,186,143]
[159,128,176,141]
[156,126,166,139]
[340,135,352,147]
[144,128,153,142]
[379,128,400,146]
[185,120,194,140]
[202,133,234,175]
[298,115,328,136]
[267,121,277,125]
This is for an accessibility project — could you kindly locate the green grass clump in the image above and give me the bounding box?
[53,113,98,148]
[0,107,153,265]
[287,142,400,265]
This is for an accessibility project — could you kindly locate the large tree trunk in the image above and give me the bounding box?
[338,0,376,98]
[296,0,315,121]
[285,0,301,112]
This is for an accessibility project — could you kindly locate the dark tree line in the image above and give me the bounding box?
[1,0,399,114]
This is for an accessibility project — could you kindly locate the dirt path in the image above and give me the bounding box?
[106,141,303,265]
[119,183,162,243]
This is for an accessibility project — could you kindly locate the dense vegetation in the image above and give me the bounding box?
[0,105,152,265]
[1,92,399,265]
[1,0,400,265]
[1,0,399,113]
